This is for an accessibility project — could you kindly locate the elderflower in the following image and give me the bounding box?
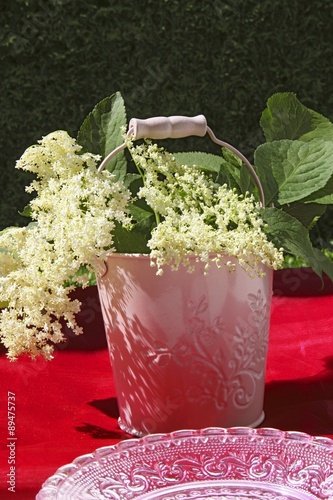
[128,139,283,276]
[0,131,131,360]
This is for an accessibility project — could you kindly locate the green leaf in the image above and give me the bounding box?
[77,92,127,180]
[254,143,280,205]
[18,204,32,218]
[239,163,255,196]
[255,139,333,205]
[221,147,243,168]
[173,151,225,179]
[300,110,333,142]
[112,202,156,253]
[283,202,326,229]
[303,176,333,205]
[260,92,333,142]
[261,207,333,280]
[129,204,156,232]
[124,173,143,197]
[221,148,255,196]
[312,248,333,282]
[112,222,150,254]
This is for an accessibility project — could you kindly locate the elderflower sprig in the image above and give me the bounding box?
[127,139,283,276]
[0,131,131,360]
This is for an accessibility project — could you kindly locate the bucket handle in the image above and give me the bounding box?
[98,115,265,206]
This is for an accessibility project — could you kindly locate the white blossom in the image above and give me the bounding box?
[128,139,283,276]
[0,131,131,360]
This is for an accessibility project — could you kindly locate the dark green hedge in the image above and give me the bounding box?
[1,0,333,244]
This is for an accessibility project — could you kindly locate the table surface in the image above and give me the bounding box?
[1,280,333,499]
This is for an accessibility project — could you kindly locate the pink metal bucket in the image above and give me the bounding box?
[97,254,272,436]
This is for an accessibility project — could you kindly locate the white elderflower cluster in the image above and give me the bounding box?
[129,140,283,276]
[0,131,131,360]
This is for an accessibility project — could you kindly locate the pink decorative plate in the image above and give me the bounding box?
[36,427,333,499]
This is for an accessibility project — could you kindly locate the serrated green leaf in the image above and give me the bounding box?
[261,207,333,279]
[77,92,127,180]
[303,176,333,205]
[299,110,333,141]
[260,92,333,142]
[255,139,333,205]
[276,139,333,204]
[174,151,224,177]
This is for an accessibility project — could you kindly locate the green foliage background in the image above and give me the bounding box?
[1,0,333,245]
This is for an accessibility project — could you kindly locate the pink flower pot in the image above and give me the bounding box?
[97,254,273,436]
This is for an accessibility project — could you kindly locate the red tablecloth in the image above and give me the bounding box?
[1,280,333,499]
